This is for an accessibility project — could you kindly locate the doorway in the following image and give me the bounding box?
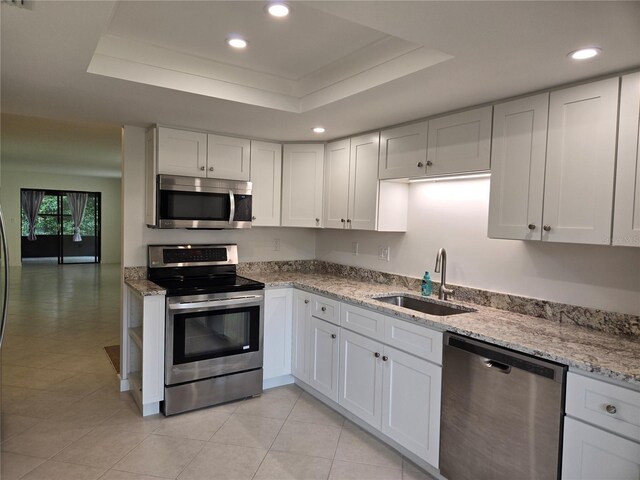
[20,189,101,264]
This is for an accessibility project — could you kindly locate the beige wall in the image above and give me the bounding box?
[0,170,121,265]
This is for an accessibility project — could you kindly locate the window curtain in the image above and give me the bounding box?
[66,193,88,242]
[21,190,45,241]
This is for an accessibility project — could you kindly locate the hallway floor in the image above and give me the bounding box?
[1,264,433,480]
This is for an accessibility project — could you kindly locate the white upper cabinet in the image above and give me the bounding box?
[488,93,549,240]
[155,127,250,181]
[157,127,207,177]
[250,141,282,227]
[281,144,325,228]
[379,121,428,179]
[324,139,352,229]
[145,128,157,227]
[543,78,619,245]
[426,106,492,177]
[325,133,407,232]
[613,72,640,247]
[207,134,250,181]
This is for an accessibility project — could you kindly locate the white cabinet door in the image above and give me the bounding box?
[291,290,311,383]
[543,78,619,245]
[250,141,282,227]
[348,133,380,231]
[324,139,351,229]
[426,106,492,177]
[339,329,383,430]
[488,94,549,240]
[157,127,207,177]
[381,346,441,468]
[308,317,340,402]
[282,144,325,228]
[263,289,292,380]
[379,122,428,179]
[613,72,640,247]
[562,417,640,480]
[207,134,251,180]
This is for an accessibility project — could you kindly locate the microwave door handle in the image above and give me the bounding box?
[229,190,235,224]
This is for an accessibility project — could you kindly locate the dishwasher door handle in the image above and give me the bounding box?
[483,359,511,374]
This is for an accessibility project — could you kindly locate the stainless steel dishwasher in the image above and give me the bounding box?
[440,333,566,480]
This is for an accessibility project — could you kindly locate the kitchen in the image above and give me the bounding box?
[2,1,640,480]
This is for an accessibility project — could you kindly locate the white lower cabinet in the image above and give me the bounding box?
[263,288,292,381]
[562,417,640,480]
[338,322,442,467]
[292,290,311,383]
[382,346,441,468]
[339,328,384,429]
[308,317,340,402]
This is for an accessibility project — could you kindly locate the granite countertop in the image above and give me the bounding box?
[125,279,167,296]
[125,271,640,388]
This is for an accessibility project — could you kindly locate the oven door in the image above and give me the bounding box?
[165,291,263,385]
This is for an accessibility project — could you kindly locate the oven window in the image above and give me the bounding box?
[173,306,260,364]
[159,190,230,221]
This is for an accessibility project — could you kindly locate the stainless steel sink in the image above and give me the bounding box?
[373,294,474,316]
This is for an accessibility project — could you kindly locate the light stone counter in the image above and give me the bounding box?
[247,271,640,388]
[123,269,640,387]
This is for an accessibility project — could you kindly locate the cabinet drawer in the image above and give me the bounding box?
[566,372,640,442]
[311,295,340,325]
[383,317,443,365]
[340,303,385,341]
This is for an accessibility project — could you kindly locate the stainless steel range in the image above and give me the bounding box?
[148,244,265,416]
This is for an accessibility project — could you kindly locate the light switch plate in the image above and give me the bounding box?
[378,245,390,261]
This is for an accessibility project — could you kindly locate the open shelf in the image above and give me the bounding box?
[128,327,143,350]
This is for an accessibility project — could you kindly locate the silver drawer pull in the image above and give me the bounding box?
[331,334,337,339]
[605,404,617,414]
[304,299,309,304]
[321,307,326,312]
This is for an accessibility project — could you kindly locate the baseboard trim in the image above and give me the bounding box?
[263,374,295,390]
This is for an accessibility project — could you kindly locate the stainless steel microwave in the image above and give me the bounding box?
[152,174,252,229]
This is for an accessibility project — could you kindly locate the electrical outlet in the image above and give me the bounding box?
[274,238,280,251]
[352,242,359,255]
[378,245,390,261]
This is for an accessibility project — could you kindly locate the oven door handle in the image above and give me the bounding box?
[229,190,235,224]
[168,296,262,311]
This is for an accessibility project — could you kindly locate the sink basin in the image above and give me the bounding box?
[373,294,474,316]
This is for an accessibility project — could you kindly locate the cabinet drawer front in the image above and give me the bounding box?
[566,372,640,442]
[340,303,386,341]
[312,295,340,325]
[384,317,443,365]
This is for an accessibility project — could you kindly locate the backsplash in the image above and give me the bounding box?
[238,260,639,337]
[125,261,639,337]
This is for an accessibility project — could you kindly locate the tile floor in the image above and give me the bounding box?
[1,264,435,480]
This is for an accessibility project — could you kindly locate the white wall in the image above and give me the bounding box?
[122,126,316,267]
[0,170,121,265]
[316,178,640,316]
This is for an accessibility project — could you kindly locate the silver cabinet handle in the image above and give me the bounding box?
[304,299,309,304]
[382,355,389,362]
[209,167,214,172]
[331,334,337,339]
[200,166,205,171]
[605,404,617,414]
[374,352,381,358]
[341,219,345,223]
[528,224,536,230]
[417,162,424,168]
[321,306,326,312]
[426,160,433,166]
[543,225,551,232]
[251,216,256,221]
[315,218,320,223]
[346,219,351,223]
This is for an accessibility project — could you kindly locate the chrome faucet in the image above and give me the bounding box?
[434,248,454,300]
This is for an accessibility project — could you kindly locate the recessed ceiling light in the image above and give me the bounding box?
[568,47,601,60]
[267,3,290,17]
[227,38,248,49]
[312,127,325,133]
